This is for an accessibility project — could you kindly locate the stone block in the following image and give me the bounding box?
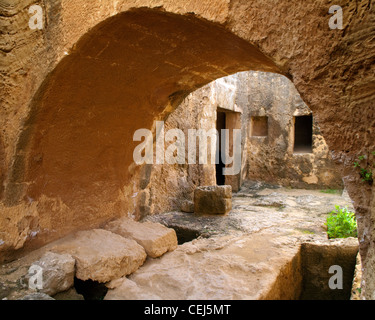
[30,251,75,296]
[104,218,177,258]
[51,229,147,283]
[194,185,232,215]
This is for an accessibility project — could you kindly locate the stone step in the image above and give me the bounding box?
[51,229,147,283]
[104,218,178,258]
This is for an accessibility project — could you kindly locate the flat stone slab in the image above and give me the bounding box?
[104,233,358,300]
[104,218,178,258]
[105,232,302,300]
[194,185,232,215]
[51,229,147,283]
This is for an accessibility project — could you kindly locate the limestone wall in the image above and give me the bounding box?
[243,71,343,189]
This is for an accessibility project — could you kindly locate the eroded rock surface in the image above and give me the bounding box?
[194,185,232,215]
[30,251,75,296]
[19,293,55,300]
[105,233,302,300]
[104,218,178,258]
[0,182,360,300]
[51,229,147,283]
[105,182,359,300]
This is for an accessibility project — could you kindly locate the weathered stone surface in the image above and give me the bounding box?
[105,277,161,300]
[194,185,232,215]
[139,164,153,190]
[105,233,303,300]
[137,190,151,219]
[351,252,363,300]
[51,229,147,283]
[20,293,55,300]
[107,210,359,301]
[181,200,194,213]
[147,180,356,239]
[53,288,84,300]
[300,238,359,300]
[0,0,374,299]
[104,218,177,258]
[243,71,344,190]
[30,251,75,296]
[0,182,359,300]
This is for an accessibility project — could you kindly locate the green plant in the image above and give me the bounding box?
[354,151,375,185]
[325,205,357,239]
[320,189,341,195]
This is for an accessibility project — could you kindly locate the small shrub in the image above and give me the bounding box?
[325,205,357,239]
[354,151,374,185]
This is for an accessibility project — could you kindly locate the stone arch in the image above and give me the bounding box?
[4,8,280,248]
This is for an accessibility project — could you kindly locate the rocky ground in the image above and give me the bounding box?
[0,181,360,300]
[146,180,354,240]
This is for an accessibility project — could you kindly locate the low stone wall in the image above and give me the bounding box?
[300,239,359,300]
[262,238,359,300]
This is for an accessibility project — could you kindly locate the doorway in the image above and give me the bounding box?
[216,110,226,186]
[216,108,242,191]
[294,115,313,154]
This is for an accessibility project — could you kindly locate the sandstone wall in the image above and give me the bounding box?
[243,71,343,190]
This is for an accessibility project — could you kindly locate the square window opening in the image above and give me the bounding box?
[251,116,268,137]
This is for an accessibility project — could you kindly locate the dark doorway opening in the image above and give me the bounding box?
[216,111,226,185]
[294,115,313,153]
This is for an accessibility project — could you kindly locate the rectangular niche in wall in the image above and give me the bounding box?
[293,115,313,153]
[250,116,268,137]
